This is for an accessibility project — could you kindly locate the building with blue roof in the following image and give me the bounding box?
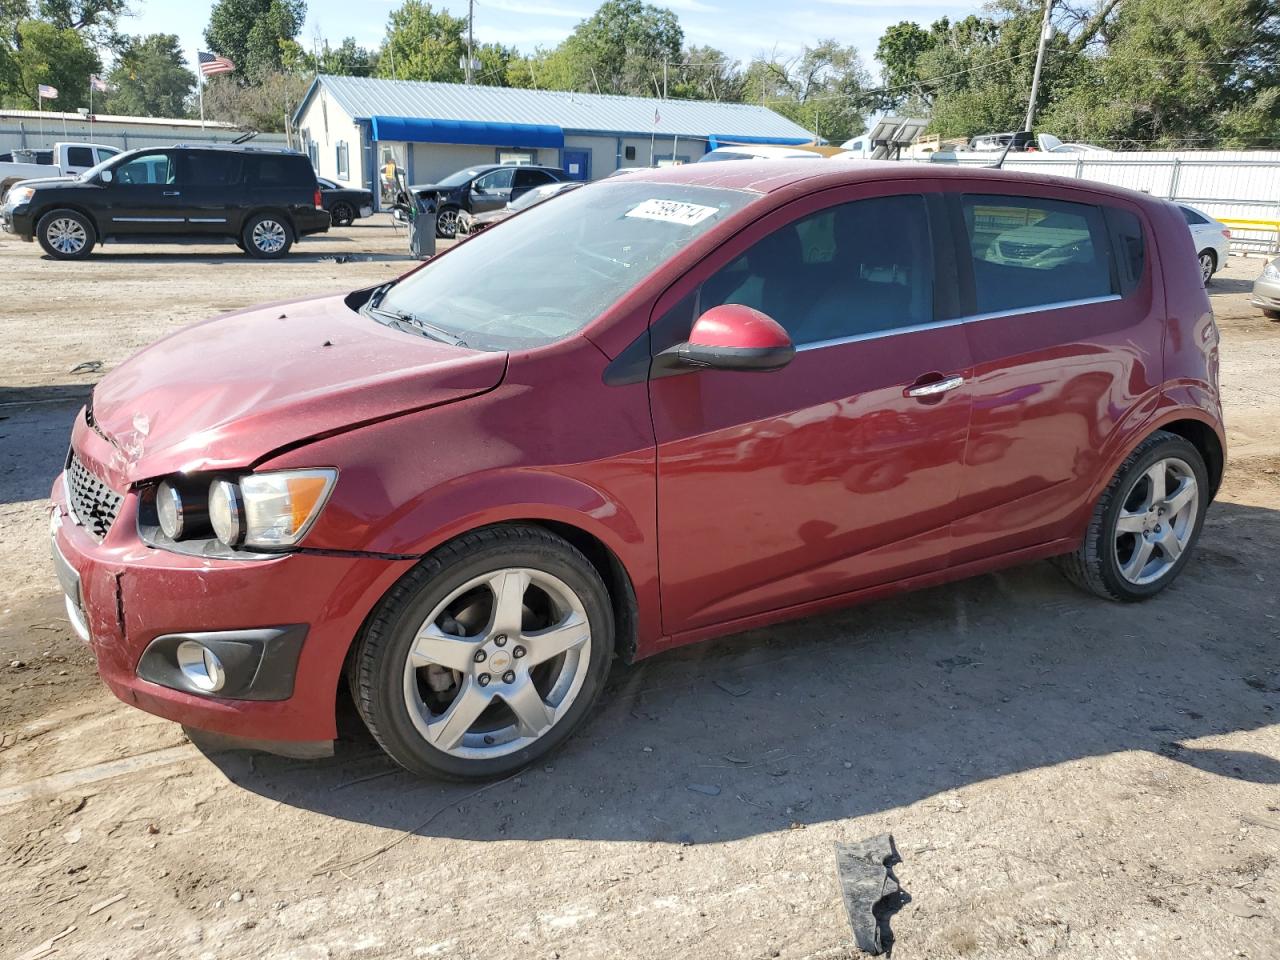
[293,74,818,205]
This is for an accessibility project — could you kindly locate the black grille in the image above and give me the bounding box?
[67,452,123,540]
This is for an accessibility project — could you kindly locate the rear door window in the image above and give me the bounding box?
[514,168,554,190]
[961,195,1112,314]
[183,151,242,187]
[245,154,305,186]
[699,194,934,346]
[65,146,94,167]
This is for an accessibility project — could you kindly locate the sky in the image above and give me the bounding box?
[127,0,982,78]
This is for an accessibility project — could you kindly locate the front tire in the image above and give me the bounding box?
[351,525,615,780]
[242,212,294,258]
[435,206,460,239]
[36,209,96,260]
[1263,308,1280,321]
[1054,430,1208,601]
[1199,250,1216,286]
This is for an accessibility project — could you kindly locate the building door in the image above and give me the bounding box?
[562,149,590,181]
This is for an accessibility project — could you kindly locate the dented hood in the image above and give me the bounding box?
[88,292,506,483]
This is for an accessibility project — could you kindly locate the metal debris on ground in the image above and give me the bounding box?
[67,361,102,375]
[834,833,904,956]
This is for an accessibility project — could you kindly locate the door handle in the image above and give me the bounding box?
[163,190,180,196]
[905,375,964,398]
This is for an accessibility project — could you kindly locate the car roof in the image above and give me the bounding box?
[615,158,1163,206]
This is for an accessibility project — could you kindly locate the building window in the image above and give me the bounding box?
[624,145,636,160]
[306,140,318,168]
[496,149,536,165]
[336,141,349,180]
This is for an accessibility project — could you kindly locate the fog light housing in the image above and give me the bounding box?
[176,640,226,693]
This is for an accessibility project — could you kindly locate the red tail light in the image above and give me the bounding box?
[314,188,323,209]
[1222,228,1232,238]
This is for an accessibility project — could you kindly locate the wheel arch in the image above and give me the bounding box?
[35,203,103,236]
[1156,416,1224,500]
[244,206,297,235]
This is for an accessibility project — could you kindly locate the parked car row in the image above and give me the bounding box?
[0,144,1249,292]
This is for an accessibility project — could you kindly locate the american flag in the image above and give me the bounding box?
[90,75,108,92]
[198,51,236,77]
[37,84,58,99]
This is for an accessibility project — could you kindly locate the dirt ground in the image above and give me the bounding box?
[1,222,1278,960]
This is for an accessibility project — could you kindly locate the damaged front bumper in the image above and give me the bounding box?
[49,417,415,745]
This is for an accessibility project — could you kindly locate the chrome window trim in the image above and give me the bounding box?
[795,293,1122,353]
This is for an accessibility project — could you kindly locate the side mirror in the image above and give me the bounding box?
[99,169,113,183]
[668,303,795,372]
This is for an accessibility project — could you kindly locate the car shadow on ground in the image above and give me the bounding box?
[50,247,417,265]
[1209,276,1255,297]
[198,505,1280,847]
[0,393,81,505]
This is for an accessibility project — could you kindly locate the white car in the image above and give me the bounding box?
[1177,203,1231,285]
[698,145,823,163]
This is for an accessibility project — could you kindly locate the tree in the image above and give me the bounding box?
[102,33,195,118]
[2,18,99,108]
[743,40,871,143]
[668,45,742,101]
[556,0,683,96]
[875,21,935,108]
[202,68,308,130]
[204,0,306,79]
[36,0,127,49]
[281,35,378,76]
[376,1,467,82]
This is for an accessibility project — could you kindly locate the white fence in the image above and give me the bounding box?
[931,151,1280,253]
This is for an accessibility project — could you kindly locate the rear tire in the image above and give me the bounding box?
[1054,430,1208,601]
[351,525,615,780]
[330,201,354,227]
[242,212,294,258]
[1263,309,1280,321]
[1198,250,1216,286]
[36,209,95,260]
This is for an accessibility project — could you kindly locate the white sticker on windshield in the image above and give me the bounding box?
[624,198,720,226]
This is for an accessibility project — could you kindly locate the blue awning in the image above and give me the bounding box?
[707,134,816,151]
[370,115,564,148]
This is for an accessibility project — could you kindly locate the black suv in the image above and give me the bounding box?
[409,163,567,238]
[0,145,330,259]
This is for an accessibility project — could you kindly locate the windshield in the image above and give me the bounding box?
[435,167,484,187]
[377,180,756,351]
[77,148,137,182]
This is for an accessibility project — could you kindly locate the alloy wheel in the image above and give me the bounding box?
[401,567,592,759]
[252,219,287,253]
[1113,456,1199,585]
[437,209,458,237]
[1200,252,1214,284]
[47,218,87,255]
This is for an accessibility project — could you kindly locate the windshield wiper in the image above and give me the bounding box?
[364,301,468,348]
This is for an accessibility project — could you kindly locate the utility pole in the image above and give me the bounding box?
[662,59,668,99]
[466,0,475,84]
[1023,0,1053,132]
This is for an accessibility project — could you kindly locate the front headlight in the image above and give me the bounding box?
[1263,260,1280,281]
[209,469,336,549]
[7,186,35,206]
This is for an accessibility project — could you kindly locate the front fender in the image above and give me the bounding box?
[261,344,662,653]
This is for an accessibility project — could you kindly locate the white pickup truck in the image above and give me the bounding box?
[0,142,121,199]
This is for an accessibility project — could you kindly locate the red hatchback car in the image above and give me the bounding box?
[51,161,1223,779]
